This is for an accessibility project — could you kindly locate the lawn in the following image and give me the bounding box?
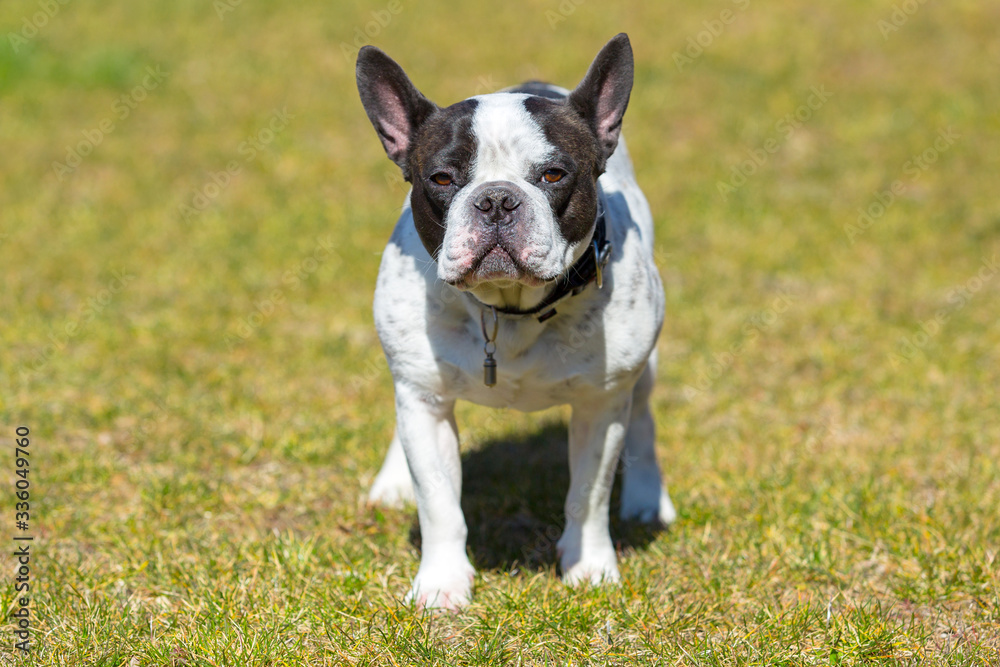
[1,0,998,664]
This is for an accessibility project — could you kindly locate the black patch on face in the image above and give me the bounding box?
[407,99,479,259]
[523,95,602,246]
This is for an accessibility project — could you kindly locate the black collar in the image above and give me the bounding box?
[471,205,612,323]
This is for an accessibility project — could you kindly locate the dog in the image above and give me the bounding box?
[356,33,675,609]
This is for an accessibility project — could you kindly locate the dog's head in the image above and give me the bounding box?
[357,34,633,300]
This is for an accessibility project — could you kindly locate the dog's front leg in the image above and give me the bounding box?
[393,382,474,610]
[558,391,632,585]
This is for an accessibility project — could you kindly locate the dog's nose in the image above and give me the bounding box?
[473,186,521,216]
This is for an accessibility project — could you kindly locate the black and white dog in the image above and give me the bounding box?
[356,34,675,609]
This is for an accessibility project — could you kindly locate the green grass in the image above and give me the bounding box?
[2,0,999,664]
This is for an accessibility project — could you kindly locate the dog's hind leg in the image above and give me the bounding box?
[368,430,416,507]
[619,351,677,525]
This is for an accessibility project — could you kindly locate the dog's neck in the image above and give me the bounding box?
[466,282,552,313]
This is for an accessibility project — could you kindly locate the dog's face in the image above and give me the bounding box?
[357,35,633,293]
[410,93,601,289]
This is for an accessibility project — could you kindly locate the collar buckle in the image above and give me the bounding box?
[594,238,611,290]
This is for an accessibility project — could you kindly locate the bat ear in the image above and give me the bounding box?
[356,46,438,179]
[567,33,634,170]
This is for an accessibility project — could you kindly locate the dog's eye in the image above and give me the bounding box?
[542,169,565,183]
[430,173,453,186]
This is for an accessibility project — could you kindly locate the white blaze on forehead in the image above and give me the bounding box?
[470,94,555,182]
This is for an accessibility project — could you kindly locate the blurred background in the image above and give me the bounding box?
[1,0,998,663]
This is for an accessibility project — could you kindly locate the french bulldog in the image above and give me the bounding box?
[356,33,675,609]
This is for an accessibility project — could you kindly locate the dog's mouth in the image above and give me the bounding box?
[448,244,550,289]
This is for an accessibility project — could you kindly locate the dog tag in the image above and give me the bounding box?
[483,353,497,387]
[481,307,499,388]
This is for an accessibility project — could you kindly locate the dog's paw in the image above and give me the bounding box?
[655,490,678,525]
[405,560,476,611]
[560,553,621,587]
[620,488,677,526]
[620,468,677,526]
[367,470,416,508]
[557,531,620,587]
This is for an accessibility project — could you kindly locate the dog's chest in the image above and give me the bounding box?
[426,310,605,410]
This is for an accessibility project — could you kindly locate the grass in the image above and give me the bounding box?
[1,0,999,664]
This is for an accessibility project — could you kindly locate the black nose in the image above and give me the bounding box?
[473,186,521,214]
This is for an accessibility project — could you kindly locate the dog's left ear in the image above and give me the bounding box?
[568,33,634,172]
[356,46,439,180]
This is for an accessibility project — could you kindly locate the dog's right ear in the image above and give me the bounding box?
[568,33,634,173]
[356,46,438,180]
